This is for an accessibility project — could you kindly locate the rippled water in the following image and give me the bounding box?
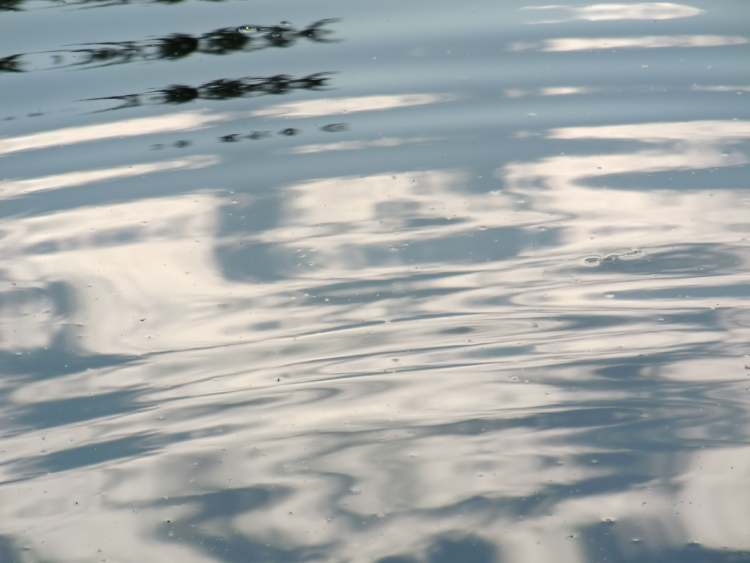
[1,1,750,561]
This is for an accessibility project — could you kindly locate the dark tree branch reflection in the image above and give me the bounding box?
[0,0,23,10]
[84,72,332,112]
[0,20,338,72]
[0,54,23,72]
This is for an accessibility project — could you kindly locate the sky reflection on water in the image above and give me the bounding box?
[1,0,749,562]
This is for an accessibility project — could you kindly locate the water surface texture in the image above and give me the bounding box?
[1,1,750,562]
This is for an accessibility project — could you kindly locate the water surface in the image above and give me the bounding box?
[1,1,750,562]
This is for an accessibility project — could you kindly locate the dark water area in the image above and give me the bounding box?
[1,0,750,561]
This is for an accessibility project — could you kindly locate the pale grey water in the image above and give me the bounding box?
[1,1,750,562]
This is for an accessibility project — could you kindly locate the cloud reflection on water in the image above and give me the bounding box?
[504,86,596,98]
[522,2,703,24]
[1,103,750,563]
[253,93,455,118]
[290,136,439,155]
[0,0,749,553]
[1,111,749,560]
[0,111,227,157]
[511,34,749,52]
[0,155,218,197]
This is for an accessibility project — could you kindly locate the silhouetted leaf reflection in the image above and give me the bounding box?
[0,20,337,72]
[0,0,22,10]
[0,53,22,72]
[148,123,347,149]
[85,72,331,111]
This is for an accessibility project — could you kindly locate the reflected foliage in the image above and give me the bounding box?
[148,123,347,150]
[0,0,22,9]
[0,20,337,72]
[86,72,331,111]
[0,54,22,72]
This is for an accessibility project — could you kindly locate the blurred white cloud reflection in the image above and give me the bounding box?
[504,86,596,98]
[522,2,703,24]
[253,93,455,118]
[511,34,748,52]
[0,155,218,198]
[0,111,228,157]
[290,137,438,155]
